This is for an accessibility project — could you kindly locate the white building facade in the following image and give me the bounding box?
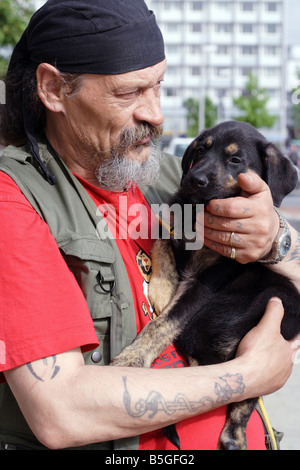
[148,0,287,142]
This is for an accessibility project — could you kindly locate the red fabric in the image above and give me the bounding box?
[77,176,267,451]
[0,172,99,383]
[139,407,266,450]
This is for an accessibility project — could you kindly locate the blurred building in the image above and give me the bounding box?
[148,0,287,142]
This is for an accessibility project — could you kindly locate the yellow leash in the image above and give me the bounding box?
[257,396,278,450]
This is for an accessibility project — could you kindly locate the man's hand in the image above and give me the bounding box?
[204,172,279,264]
[236,298,300,398]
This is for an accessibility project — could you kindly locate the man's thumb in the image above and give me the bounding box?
[257,297,284,334]
[238,171,268,197]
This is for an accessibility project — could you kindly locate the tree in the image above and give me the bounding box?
[233,72,278,129]
[183,96,218,137]
[0,0,34,74]
[290,70,300,138]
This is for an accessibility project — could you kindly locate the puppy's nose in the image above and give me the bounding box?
[191,174,209,188]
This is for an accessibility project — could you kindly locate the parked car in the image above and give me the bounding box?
[165,137,194,158]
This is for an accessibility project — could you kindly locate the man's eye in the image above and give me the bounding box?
[118,90,139,99]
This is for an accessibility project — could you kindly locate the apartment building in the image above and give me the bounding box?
[148,0,286,141]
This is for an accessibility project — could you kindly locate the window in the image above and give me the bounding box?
[240,67,253,76]
[164,23,181,32]
[240,45,258,55]
[265,24,279,34]
[214,67,231,77]
[266,2,279,12]
[216,45,231,55]
[190,66,202,76]
[163,2,183,11]
[264,46,281,56]
[189,44,202,54]
[166,44,182,55]
[190,23,202,33]
[240,24,254,33]
[241,2,254,11]
[215,23,233,33]
[191,1,203,10]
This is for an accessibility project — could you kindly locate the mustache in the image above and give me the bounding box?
[118,123,163,149]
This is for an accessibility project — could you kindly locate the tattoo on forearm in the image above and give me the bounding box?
[288,232,300,263]
[27,356,60,382]
[122,373,245,419]
[214,373,245,404]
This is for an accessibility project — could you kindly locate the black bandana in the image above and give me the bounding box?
[8,0,165,183]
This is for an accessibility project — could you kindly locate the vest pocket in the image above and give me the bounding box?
[58,235,115,320]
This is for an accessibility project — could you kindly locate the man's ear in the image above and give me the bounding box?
[36,63,66,113]
[262,142,298,207]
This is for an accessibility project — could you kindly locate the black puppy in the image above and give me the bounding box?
[111,121,300,450]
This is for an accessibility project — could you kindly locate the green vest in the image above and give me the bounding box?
[0,141,182,450]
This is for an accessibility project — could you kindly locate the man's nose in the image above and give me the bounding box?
[134,90,164,128]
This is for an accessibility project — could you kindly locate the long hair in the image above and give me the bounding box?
[0,64,83,147]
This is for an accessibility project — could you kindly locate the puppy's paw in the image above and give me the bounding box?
[217,427,247,451]
[110,350,145,368]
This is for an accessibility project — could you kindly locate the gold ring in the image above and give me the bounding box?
[230,247,236,259]
[230,232,235,247]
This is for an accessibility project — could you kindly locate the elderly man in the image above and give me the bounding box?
[0,0,299,451]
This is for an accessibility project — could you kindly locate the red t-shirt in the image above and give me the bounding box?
[0,170,266,450]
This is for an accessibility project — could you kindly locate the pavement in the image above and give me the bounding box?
[263,184,300,451]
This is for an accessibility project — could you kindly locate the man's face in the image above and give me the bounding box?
[57,59,166,188]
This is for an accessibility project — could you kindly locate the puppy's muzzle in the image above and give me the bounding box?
[190,174,209,189]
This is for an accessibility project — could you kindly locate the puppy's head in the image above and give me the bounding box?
[180,121,298,207]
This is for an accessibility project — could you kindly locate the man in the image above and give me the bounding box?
[0,0,299,450]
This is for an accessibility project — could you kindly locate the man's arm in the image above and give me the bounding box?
[203,172,300,292]
[4,298,297,450]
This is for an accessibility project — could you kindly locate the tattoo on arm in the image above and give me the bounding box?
[27,356,60,382]
[122,373,245,419]
[288,232,300,263]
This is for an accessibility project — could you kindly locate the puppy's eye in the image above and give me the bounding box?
[196,145,205,153]
[229,156,241,164]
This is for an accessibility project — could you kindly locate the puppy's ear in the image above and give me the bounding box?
[262,143,298,207]
[181,139,197,181]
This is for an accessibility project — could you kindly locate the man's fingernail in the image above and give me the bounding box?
[269,297,282,306]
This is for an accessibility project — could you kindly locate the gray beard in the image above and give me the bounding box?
[95,140,162,192]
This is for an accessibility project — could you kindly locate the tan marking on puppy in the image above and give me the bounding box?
[206,136,213,147]
[225,143,239,155]
[224,174,239,189]
[148,239,178,316]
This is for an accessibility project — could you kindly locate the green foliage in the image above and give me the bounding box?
[233,72,278,129]
[183,96,218,137]
[0,0,35,73]
[291,69,300,138]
